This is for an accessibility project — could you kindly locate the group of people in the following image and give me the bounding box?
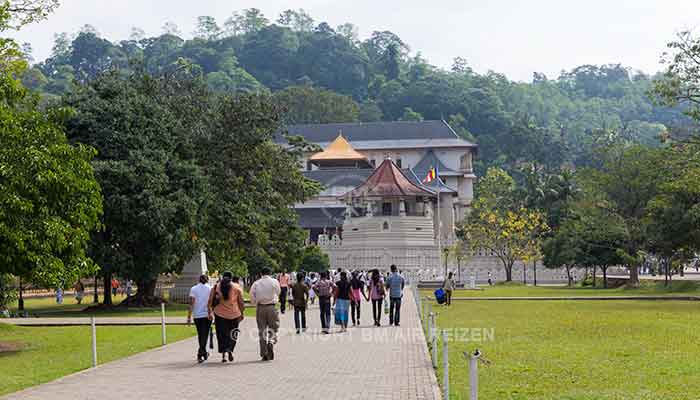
[187,264,406,364]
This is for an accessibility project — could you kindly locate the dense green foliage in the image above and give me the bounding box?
[61,67,320,303]
[0,2,102,294]
[21,8,690,175]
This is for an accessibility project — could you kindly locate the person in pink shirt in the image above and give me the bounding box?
[368,269,386,327]
[277,269,291,314]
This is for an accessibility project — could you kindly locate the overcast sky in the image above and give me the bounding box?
[11,0,700,82]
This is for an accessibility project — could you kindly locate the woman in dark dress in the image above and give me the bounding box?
[333,271,351,332]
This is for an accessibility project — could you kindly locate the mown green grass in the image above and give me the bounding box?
[0,323,196,396]
[421,280,700,298]
[427,299,700,400]
[9,294,256,318]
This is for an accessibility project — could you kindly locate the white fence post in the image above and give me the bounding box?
[430,312,437,369]
[161,302,166,345]
[470,352,479,400]
[442,329,449,399]
[91,316,97,368]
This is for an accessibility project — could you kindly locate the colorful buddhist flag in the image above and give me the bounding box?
[422,167,437,183]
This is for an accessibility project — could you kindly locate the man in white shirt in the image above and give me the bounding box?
[187,274,212,363]
[250,267,281,361]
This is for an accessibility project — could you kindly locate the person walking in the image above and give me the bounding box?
[291,272,309,334]
[208,271,245,363]
[125,280,133,297]
[111,278,119,298]
[74,280,85,304]
[333,271,351,332]
[277,270,290,314]
[443,272,455,306]
[188,274,212,363]
[308,273,317,305]
[312,271,336,334]
[487,271,493,286]
[368,270,385,327]
[349,271,367,326]
[250,267,281,361]
[385,265,405,326]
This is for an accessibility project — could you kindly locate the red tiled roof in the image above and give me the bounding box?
[347,159,435,198]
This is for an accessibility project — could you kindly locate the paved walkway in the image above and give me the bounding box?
[2,289,440,400]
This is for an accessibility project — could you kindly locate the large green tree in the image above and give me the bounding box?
[62,67,208,305]
[0,1,102,308]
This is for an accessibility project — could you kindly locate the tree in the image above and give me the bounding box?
[62,68,207,305]
[299,245,330,273]
[161,21,180,36]
[359,100,383,122]
[240,8,268,33]
[274,85,360,124]
[277,9,314,32]
[457,168,547,281]
[0,3,102,305]
[195,92,322,278]
[399,107,423,121]
[193,16,221,40]
[653,31,700,130]
[645,146,700,285]
[587,145,664,286]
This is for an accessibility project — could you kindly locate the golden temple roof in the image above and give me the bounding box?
[309,133,369,162]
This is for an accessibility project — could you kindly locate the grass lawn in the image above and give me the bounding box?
[421,280,700,298]
[0,323,195,396]
[9,295,257,318]
[428,298,700,400]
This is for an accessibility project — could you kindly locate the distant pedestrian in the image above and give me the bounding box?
[125,280,133,297]
[208,271,245,363]
[111,278,119,298]
[74,280,85,304]
[250,267,281,361]
[385,265,405,326]
[308,273,317,305]
[443,272,455,306]
[277,270,290,314]
[334,271,351,332]
[312,271,336,334]
[349,271,367,326]
[188,274,212,363]
[56,287,63,304]
[291,272,309,334]
[368,270,385,327]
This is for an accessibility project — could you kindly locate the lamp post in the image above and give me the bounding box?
[443,247,449,278]
[457,255,462,284]
[93,274,99,303]
[18,276,24,311]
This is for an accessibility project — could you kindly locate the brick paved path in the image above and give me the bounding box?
[3,288,440,400]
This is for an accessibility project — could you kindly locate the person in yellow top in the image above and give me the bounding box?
[208,271,245,363]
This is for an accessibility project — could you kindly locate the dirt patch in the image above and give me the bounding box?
[0,341,25,353]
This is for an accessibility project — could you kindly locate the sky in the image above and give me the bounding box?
[11,0,700,82]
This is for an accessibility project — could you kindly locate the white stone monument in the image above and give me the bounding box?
[169,250,208,303]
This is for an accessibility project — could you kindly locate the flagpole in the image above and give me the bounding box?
[436,172,441,268]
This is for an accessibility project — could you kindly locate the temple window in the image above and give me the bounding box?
[382,202,392,216]
[396,158,402,167]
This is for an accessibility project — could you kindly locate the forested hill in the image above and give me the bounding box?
[22,8,689,173]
